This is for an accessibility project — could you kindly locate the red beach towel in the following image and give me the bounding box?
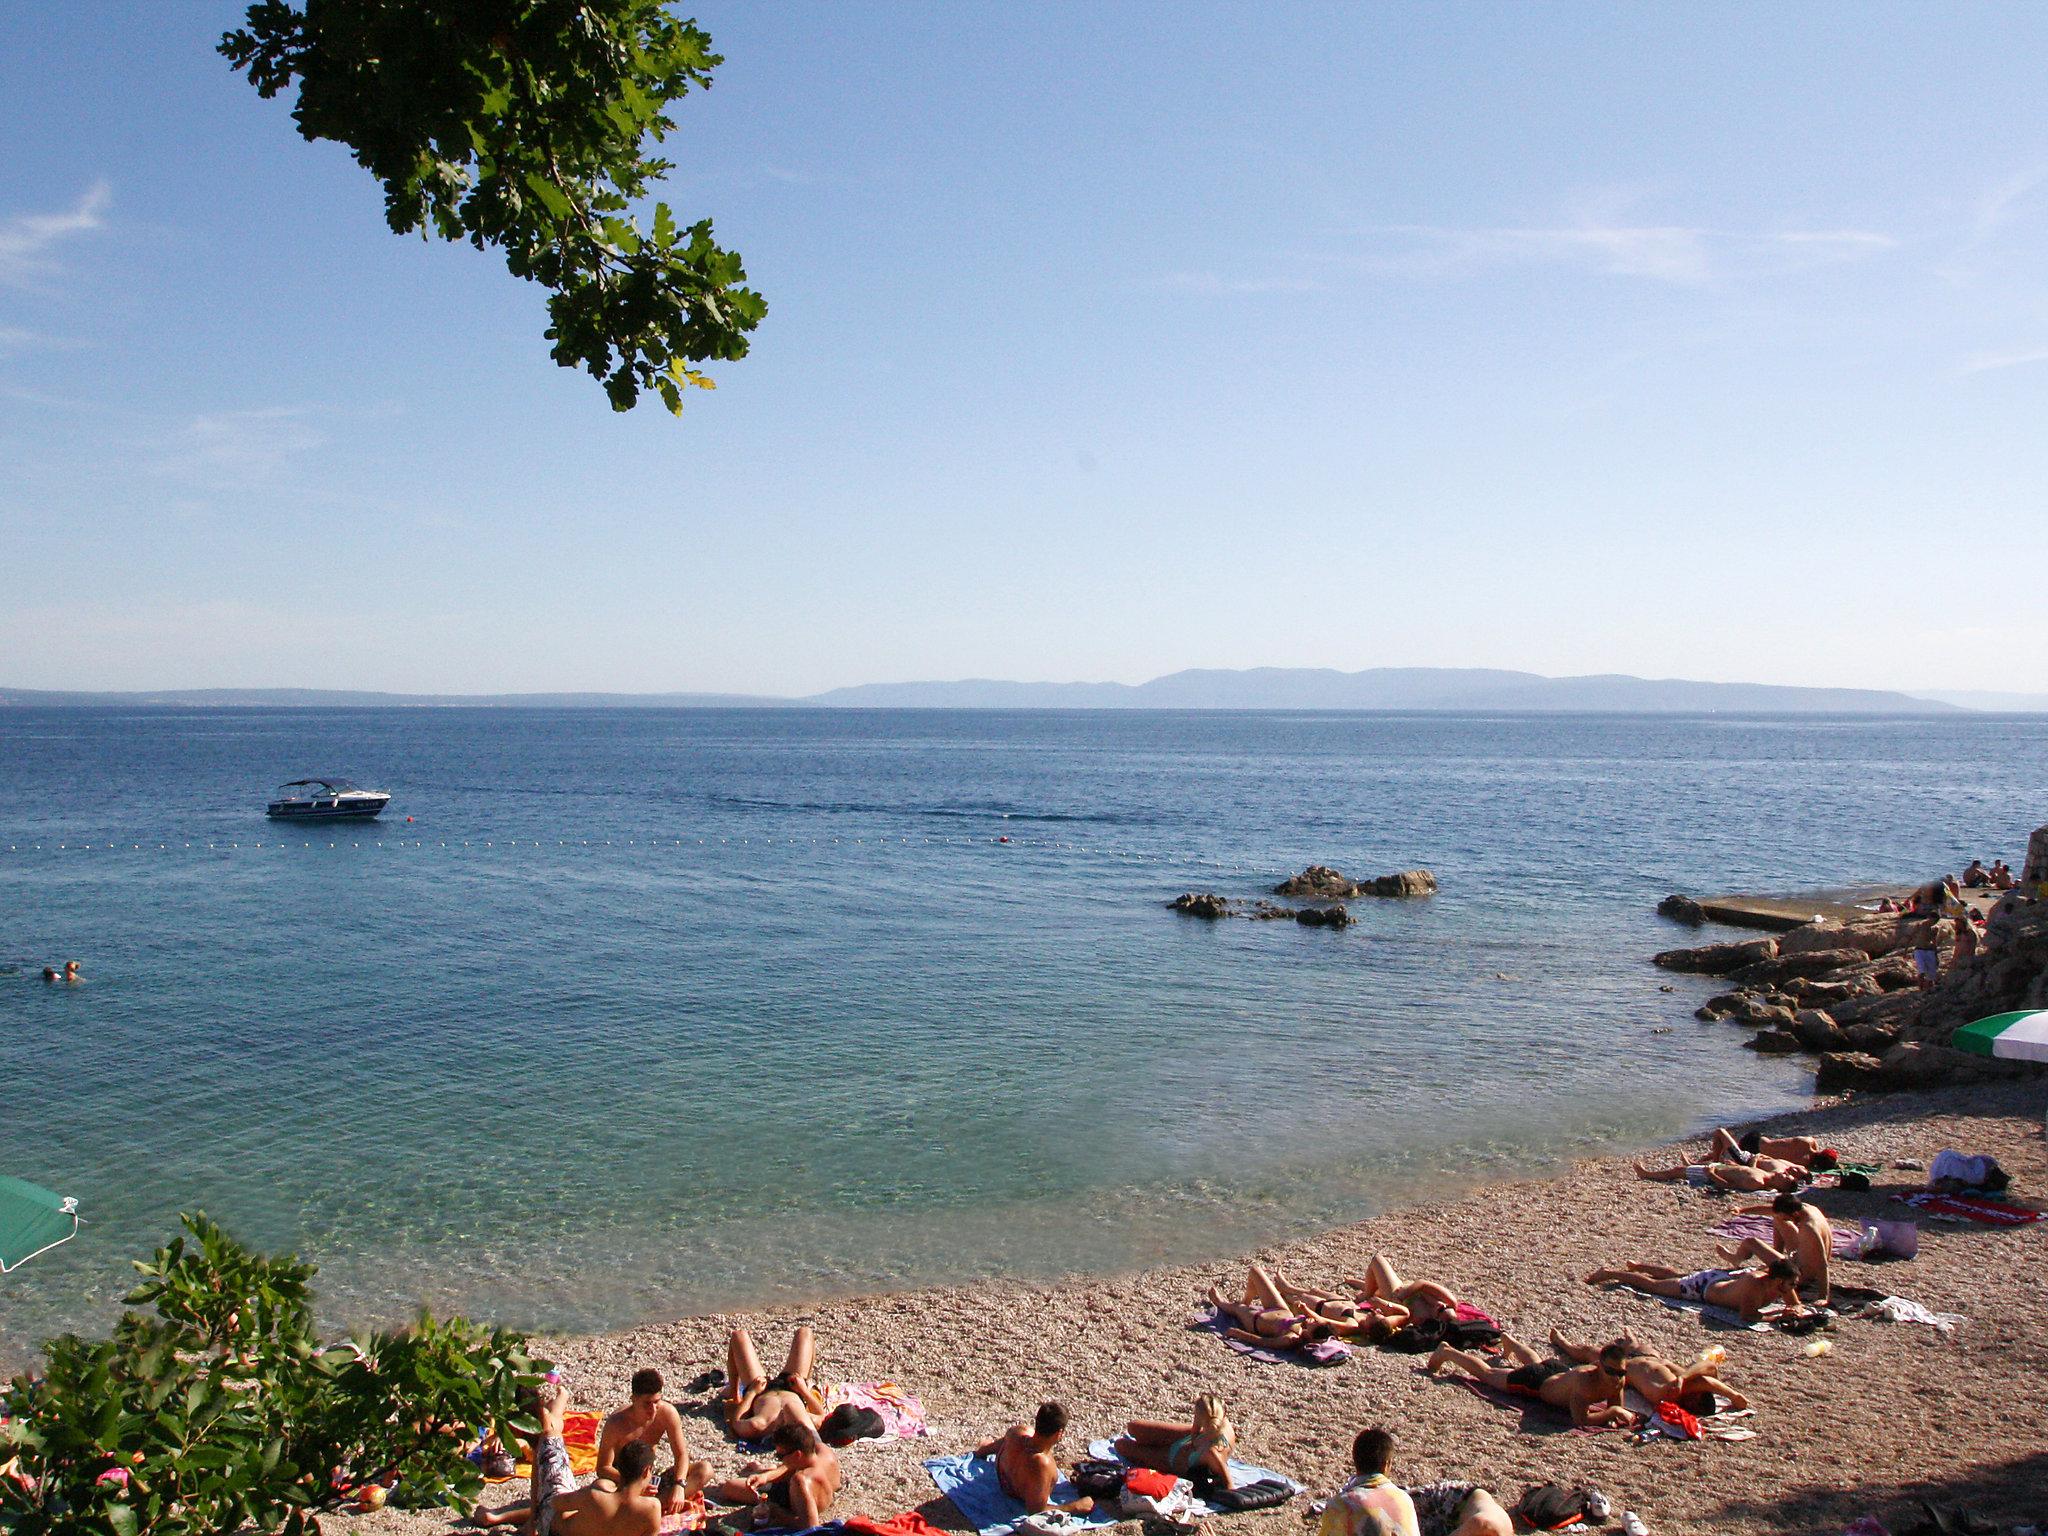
[1894,1191,2047,1226]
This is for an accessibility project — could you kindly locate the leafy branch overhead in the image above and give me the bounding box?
[220,1,765,412]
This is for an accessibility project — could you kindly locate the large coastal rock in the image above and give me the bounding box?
[1169,892,1231,920]
[1657,894,1708,926]
[1274,865,1438,900]
[1653,937,1779,975]
[1726,947,1873,988]
[1776,918,1909,959]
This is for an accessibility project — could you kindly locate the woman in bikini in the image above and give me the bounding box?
[1345,1254,1464,1326]
[1115,1393,1235,1490]
[1206,1269,1342,1349]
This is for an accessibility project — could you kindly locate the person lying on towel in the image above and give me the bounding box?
[973,1401,1096,1515]
[1543,1328,1747,1411]
[1583,1257,1803,1323]
[1423,1338,1640,1429]
[1633,1156,1805,1193]
[1709,1128,1842,1171]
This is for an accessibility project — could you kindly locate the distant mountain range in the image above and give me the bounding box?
[0,668,1996,713]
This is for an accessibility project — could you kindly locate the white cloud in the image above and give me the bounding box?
[1157,270,1325,296]
[0,181,111,287]
[151,407,326,490]
[1372,219,1895,286]
[1959,345,2048,376]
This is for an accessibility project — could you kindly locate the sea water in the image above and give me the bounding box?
[1,707,2041,1361]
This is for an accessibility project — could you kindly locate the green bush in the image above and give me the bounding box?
[0,1214,546,1535]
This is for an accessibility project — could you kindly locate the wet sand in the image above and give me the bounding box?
[343,1081,2048,1536]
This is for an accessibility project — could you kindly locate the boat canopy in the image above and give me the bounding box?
[274,778,361,794]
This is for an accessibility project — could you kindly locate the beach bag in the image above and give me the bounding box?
[1515,1483,1592,1530]
[1071,1460,1128,1499]
[1205,1478,1294,1513]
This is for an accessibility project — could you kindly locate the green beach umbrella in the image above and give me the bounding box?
[1952,1009,2048,1064]
[0,1175,79,1273]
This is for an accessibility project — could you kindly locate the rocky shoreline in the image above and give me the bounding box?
[1654,826,2048,1094]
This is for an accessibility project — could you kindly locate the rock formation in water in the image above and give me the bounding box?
[1167,892,1354,928]
[1275,865,1438,899]
[1656,829,2048,1092]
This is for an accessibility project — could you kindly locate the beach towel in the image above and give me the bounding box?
[1893,1191,2046,1226]
[1602,1285,1772,1332]
[846,1513,944,1536]
[1083,1440,1301,1515]
[512,1410,603,1481]
[1431,1371,1622,1435]
[922,1455,1116,1536]
[828,1381,932,1439]
[1630,1392,1758,1444]
[1189,1307,1352,1366]
[1707,1212,1865,1259]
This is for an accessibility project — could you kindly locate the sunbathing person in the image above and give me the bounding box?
[1545,1329,1747,1411]
[473,1376,584,1531]
[1205,1278,1341,1351]
[549,1440,662,1536]
[1991,860,2015,890]
[973,1402,1094,1516]
[1709,1129,1841,1171]
[1584,1257,1803,1322]
[1344,1254,1464,1326]
[1115,1393,1234,1489]
[706,1422,841,1530]
[1424,1337,1639,1429]
[1963,860,1989,888]
[1634,1156,1803,1193]
[1719,1191,1833,1304]
[723,1327,826,1442]
[595,1369,694,1520]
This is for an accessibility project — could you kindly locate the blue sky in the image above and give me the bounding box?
[3,3,2045,695]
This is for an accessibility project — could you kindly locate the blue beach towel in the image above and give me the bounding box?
[1083,1440,1302,1514]
[923,1455,1115,1536]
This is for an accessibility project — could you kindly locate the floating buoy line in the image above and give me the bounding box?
[0,834,1245,872]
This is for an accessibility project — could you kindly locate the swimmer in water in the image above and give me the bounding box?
[42,967,58,983]
[64,960,81,983]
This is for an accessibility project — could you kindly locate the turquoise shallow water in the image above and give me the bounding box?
[1,707,2041,1360]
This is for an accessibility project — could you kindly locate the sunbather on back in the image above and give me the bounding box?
[1345,1254,1464,1327]
[723,1327,825,1442]
[1584,1257,1803,1322]
[974,1402,1095,1516]
[1634,1157,1802,1193]
[1544,1329,1747,1410]
[1205,1279,1340,1351]
[1709,1129,1840,1171]
[1422,1337,1639,1429]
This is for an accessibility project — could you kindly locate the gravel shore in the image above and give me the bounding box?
[340,1081,2047,1536]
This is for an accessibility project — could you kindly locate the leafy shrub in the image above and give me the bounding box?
[0,1214,546,1535]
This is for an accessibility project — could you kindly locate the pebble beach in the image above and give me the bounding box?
[341,1080,2047,1536]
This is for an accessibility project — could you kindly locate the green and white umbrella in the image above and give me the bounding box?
[0,1175,79,1273]
[1952,1009,2048,1064]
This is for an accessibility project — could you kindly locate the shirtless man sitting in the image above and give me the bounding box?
[707,1422,840,1530]
[1634,1157,1804,1193]
[974,1402,1095,1516]
[1718,1191,1833,1305]
[1545,1329,1747,1410]
[549,1440,661,1536]
[1584,1256,1803,1323]
[1709,1128,1841,1172]
[1423,1337,1639,1429]
[595,1369,695,1521]
[723,1326,826,1442]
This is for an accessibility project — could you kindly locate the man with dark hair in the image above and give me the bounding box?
[545,1440,661,1536]
[1718,1190,1834,1304]
[596,1369,694,1521]
[1319,1425,1512,1536]
[709,1422,841,1529]
[1545,1328,1748,1411]
[973,1402,1094,1516]
[1585,1256,1804,1322]
[1711,1127,1841,1172]
[1423,1337,1640,1430]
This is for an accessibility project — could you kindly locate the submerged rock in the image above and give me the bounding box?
[1294,904,1353,928]
[1168,892,1231,920]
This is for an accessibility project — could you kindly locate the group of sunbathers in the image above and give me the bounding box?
[476,1129,1853,1536]
[1205,1254,1472,1350]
